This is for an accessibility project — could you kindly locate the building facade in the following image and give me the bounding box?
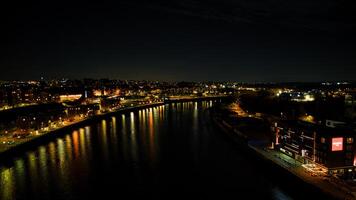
[273,120,356,178]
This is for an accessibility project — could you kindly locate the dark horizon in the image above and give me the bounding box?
[1,77,356,85]
[3,1,356,82]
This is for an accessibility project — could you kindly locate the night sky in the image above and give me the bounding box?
[3,1,356,82]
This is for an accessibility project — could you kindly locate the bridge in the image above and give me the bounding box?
[163,95,230,103]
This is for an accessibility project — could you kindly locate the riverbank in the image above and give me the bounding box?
[211,113,354,200]
[0,102,164,160]
[0,96,227,160]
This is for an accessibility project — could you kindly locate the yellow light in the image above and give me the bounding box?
[59,94,82,102]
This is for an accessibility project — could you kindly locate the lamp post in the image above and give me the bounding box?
[313,131,316,162]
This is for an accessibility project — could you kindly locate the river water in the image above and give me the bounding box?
[0,101,302,200]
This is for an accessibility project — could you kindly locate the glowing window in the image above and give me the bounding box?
[347,137,354,144]
[321,137,326,143]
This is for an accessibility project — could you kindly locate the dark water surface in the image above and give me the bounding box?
[0,101,300,199]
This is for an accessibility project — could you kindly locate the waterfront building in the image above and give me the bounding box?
[273,120,356,178]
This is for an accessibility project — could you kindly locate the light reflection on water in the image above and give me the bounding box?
[0,101,302,200]
[0,166,14,200]
[110,117,118,156]
[130,111,139,164]
[99,120,108,162]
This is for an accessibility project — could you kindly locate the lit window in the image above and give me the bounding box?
[321,137,326,143]
[347,137,354,144]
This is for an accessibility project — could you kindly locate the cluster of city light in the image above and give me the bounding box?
[301,164,328,175]
[292,94,315,102]
[59,94,82,102]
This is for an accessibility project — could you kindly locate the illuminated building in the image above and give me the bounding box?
[273,120,356,178]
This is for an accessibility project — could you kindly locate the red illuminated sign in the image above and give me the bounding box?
[332,137,343,151]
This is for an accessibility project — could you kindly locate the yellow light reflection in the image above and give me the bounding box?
[148,107,157,168]
[57,138,65,167]
[0,167,14,200]
[38,146,49,181]
[48,142,56,168]
[130,112,138,162]
[27,152,39,195]
[122,114,128,160]
[14,159,26,194]
[79,128,86,157]
[85,126,91,156]
[72,131,80,158]
[65,135,73,161]
[101,119,109,160]
[111,116,118,155]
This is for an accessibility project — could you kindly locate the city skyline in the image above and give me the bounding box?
[3,0,356,82]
